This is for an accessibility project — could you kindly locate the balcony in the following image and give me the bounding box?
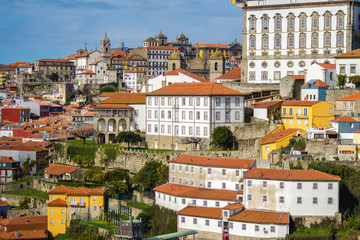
[70,202,86,208]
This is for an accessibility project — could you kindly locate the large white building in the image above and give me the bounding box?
[145,82,245,150]
[235,0,360,83]
[243,168,341,217]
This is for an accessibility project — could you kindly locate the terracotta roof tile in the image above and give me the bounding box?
[282,100,322,106]
[177,206,222,219]
[168,155,254,169]
[337,92,360,101]
[48,185,72,194]
[46,198,67,206]
[147,82,245,96]
[0,229,48,239]
[302,80,329,88]
[154,183,238,201]
[0,199,10,207]
[216,67,241,80]
[317,63,336,69]
[66,186,91,196]
[94,103,133,109]
[253,100,283,109]
[229,210,289,224]
[101,93,146,104]
[0,157,18,163]
[44,164,80,176]
[333,115,359,123]
[244,168,341,181]
[334,49,360,58]
[223,202,244,210]
[288,75,305,80]
[261,128,300,144]
[164,68,208,83]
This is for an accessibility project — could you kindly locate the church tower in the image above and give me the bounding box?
[101,33,111,67]
[209,48,225,82]
[168,51,183,71]
[155,32,167,46]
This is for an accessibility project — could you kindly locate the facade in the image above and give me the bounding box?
[0,156,21,184]
[193,42,242,62]
[34,59,75,82]
[243,168,341,217]
[332,115,360,140]
[47,185,105,236]
[123,69,145,92]
[305,63,336,88]
[168,155,254,191]
[146,68,209,93]
[146,82,245,150]
[113,53,147,80]
[20,100,50,118]
[281,100,335,131]
[334,48,360,87]
[1,107,30,123]
[335,92,360,117]
[235,0,360,83]
[94,93,146,143]
[253,100,283,121]
[301,79,329,101]
[44,164,81,182]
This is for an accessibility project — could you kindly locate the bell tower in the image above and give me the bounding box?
[101,33,111,67]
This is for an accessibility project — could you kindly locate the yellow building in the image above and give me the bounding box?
[281,101,335,131]
[0,70,8,86]
[47,185,105,237]
[261,126,302,160]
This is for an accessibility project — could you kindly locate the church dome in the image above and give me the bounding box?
[156,32,165,38]
[170,51,181,59]
[102,33,110,42]
[211,49,223,59]
[177,33,186,40]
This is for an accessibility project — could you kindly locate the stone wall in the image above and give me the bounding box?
[222,82,280,94]
[1,193,46,209]
[326,89,360,105]
[108,198,143,218]
[7,208,46,218]
[293,213,341,228]
[31,176,58,193]
[133,191,155,205]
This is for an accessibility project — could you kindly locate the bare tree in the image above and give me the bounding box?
[72,127,95,144]
[180,137,204,151]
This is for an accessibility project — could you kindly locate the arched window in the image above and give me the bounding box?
[172,63,176,70]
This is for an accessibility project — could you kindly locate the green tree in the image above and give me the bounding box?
[337,74,347,88]
[86,167,105,183]
[106,180,129,197]
[133,161,168,191]
[18,196,31,209]
[48,72,59,81]
[66,92,75,103]
[22,158,36,175]
[72,127,95,144]
[210,126,234,150]
[114,131,142,149]
[349,75,360,88]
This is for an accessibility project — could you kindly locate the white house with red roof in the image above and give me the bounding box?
[215,67,241,83]
[145,82,245,150]
[145,68,209,93]
[243,168,341,217]
[253,100,283,121]
[301,79,329,101]
[305,63,336,88]
[334,49,360,88]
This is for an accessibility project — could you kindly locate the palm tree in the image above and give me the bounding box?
[22,158,36,175]
[106,180,128,198]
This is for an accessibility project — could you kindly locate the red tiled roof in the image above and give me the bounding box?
[168,155,254,169]
[101,93,146,104]
[288,75,305,80]
[37,59,71,63]
[326,130,339,135]
[216,67,241,80]
[99,92,119,97]
[333,115,359,123]
[261,129,299,144]
[154,183,238,201]
[317,63,336,69]
[334,49,360,58]
[0,156,18,163]
[0,199,10,207]
[337,92,360,101]
[46,198,67,206]
[0,229,48,239]
[229,210,289,224]
[244,168,342,181]
[82,70,95,74]
[44,164,80,176]
[48,185,72,194]
[95,104,133,109]
[253,100,282,109]
[177,206,222,219]
[223,202,244,210]
[147,82,245,96]
[282,100,321,106]
[164,68,208,83]
[302,80,329,87]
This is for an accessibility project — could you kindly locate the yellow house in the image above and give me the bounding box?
[261,127,303,160]
[47,198,68,236]
[281,100,335,131]
[47,185,105,237]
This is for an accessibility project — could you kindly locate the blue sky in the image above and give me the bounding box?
[0,0,243,64]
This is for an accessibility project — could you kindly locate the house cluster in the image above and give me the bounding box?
[154,155,341,239]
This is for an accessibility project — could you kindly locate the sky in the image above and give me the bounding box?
[0,0,243,65]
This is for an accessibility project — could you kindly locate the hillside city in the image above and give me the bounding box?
[2,0,360,239]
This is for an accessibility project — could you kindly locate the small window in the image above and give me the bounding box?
[279,196,284,203]
[248,180,252,187]
[182,199,186,204]
[328,197,333,204]
[263,181,267,188]
[270,226,276,233]
[61,219,65,224]
[280,182,284,189]
[297,197,302,204]
[313,197,318,204]
[222,169,226,175]
[181,216,185,223]
[203,200,208,206]
[313,183,318,190]
[263,195,267,202]
[297,183,302,190]
[50,208,54,214]
[328,183,333,190]
[216,201,220,207]
[247,194,252,201]
[205,219,210,226]
[255,225,259,231]
[218,221,222,227]
[242,223,247,230]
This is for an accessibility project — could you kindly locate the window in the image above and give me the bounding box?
[300,35,306,48]
[282,107,286,116]
[61,219,65,224]
[196,111,200,120]
[263,181,267,188]
[304,108,308,117]
[329,108,333,114]
[189,126,193,135]
[250,20,255,31]
[148,97,152,105]
[297,197,302,204]
[328,183,333,190]
[196,127,200,135]
[204,111,208,120]
[181,216,185,223]
[337,34,344,46]
[300,17,306,29]
[275,36,281,48]
[328,197,333,204]
[192,199,196,205]
[338,16,344,28]
[222,183,226,189]
[313,183,318,190]
[312,17,318,29]
[297,183,302,189]
[242,223,246,230]
[148,124,151,133]
[262,36,268,48]
[280,182,284,189]
[351,66,356,74]
[189,111,193,120]
[181,126,185,135]
[312,35,318,47]
[148,110,152,118]
[208,168,211,174]
[216,112,220,120]
[222,169,226,175]
[216,201,220,207]
[271,226,276,233]
[168,97,171,105]
[218,221,222,227]
[182,198,186,204]
[250,38,255,48]
[275,18,281,30]
[279,196,284,203]
[247,194,252,201]
[50,208,54,214]
[325,35,331,47]
[167,125,171,134]
[263,19,268,30]
[248,180,252,187]
[181,111,185,120]
[155,97,158,105]
[154,125,158,133]
[263,195,267,202]
[340,66,345,74]
[62,209,65,214]
[289,107,293,116]
[249,72,255,80]
[182,97,186,106]
[288,18,294,30]
[196,97,200,106]
[168,111,171,119]
[313,197,318,204]
[205,219,210,226]
[325,16,331,28]
[50,219,54,225]
[216,97,221,106]
[261,71,268,80]
[255,225,259,232]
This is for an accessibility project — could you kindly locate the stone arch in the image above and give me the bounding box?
[108,118,116,132]
[98,118,106,132]
[118,119,127,132]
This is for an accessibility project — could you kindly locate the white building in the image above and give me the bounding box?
[305,63,336,88]
[145,68,209,93]
[236,0,360,83]
[146,82,245,150]
[253,100,282,121]
[123,69,145,92]
[154,183,239,212]
[244,168,341,217]
[177,205,290,239]
[334,48,360,88]
[168,155,254,192]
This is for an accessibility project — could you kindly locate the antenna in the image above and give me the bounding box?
[84,42,87,51]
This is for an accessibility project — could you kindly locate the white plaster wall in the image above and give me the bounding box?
[230,221,288,239]
[301,89,319,101]
[178,216,223,234]
[254,108,268,120]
